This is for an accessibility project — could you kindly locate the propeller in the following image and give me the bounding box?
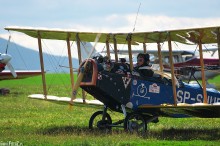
[6,62,17,78]
[0,53,17,78]
[69,33,101,108]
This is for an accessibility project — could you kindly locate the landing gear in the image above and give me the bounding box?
[124,112,147,133]
[89,110,112,131]
[89,105,157,134]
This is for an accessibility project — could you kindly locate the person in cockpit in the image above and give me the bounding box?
[133,53,154,77]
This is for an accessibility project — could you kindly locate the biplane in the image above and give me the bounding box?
[5,26,220,133]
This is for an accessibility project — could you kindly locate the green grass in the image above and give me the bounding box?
[0,74,220,146]
[208,75,220,89]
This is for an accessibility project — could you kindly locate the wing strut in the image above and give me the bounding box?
[168,32,177,106]
[127,34,133,70]
[66,33,75,90]
[37,31,47,99]
[143,34,148,53]
[198,31,208,103]
[76,33,86,102]
[106,35,111,59]
[113,35,119,63]
[157,42,163,72]
[143,43,147,53]
[157,33,164,72]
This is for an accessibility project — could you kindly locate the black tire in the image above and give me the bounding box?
[124,112,147,134]
[89,111,112,131]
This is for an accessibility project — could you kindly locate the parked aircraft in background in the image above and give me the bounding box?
[0,52,42,80]
[0,53,17,78]
[0,70,42,80]
[105,48,219,79]
[0,52,42,95]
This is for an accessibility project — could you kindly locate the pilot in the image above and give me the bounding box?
[103,56,114,72]
[119,58,130,71]
[93,54,104,71]
[133,53,154,77]
[114,58,130,75]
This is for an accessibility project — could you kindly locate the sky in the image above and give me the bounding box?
[1,0,220,58]
[1,0,220,31]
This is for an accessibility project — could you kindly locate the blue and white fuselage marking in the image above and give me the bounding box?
[130,79,220,110]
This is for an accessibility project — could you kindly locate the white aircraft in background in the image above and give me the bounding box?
[0,53,17,78]
[0,52,41,95]
[103,48,219,80]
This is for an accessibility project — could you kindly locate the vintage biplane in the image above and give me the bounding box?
[5,26,220,133]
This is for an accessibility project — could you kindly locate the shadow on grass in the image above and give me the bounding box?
[38,125,220,140]
[38,125,116,136]
[146,128,220,140]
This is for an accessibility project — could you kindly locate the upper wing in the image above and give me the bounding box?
[5,26,220,44]
[0,70,42,80]
[4,27,133,44]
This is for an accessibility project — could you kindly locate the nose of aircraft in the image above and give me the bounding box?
[0,54,12,64]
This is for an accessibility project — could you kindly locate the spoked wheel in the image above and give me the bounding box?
[89,111,112,132]
[124,112,147,134]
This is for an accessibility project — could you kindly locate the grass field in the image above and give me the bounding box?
[0,74,220,146]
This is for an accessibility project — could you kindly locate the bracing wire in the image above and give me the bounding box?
[41,40,61,72]
[101,45,106,53]
[118,2,141,55]
[41,40,72,93]
[79,41,91,60]
[193,45,199,55]
[203,44,213,55]
[133,3,141,32]
[9,32,29,71]
[42,39,69,74]
[109,44,114,51]
[173,41,180,50]
[8,32,44,91]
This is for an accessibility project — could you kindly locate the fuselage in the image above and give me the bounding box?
[80,59,220,118]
